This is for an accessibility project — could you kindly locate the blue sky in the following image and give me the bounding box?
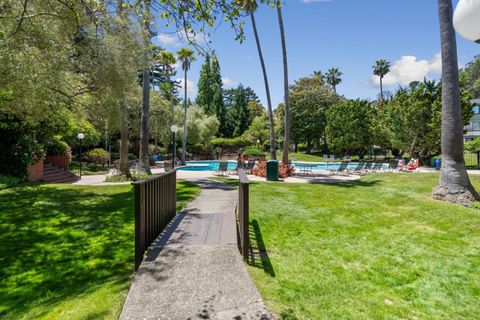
[154,0,479,108]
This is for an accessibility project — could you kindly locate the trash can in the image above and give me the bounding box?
[266,160,279,181]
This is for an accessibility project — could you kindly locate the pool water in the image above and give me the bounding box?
[178,161,237,171]
[177,160,389,171]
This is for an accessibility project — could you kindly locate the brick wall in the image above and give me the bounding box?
[27,159,44,181]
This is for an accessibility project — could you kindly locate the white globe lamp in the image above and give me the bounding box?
[453,0,480,44]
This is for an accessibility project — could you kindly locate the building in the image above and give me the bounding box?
[464,98,480,142]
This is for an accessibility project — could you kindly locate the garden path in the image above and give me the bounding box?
[120,179,272,320]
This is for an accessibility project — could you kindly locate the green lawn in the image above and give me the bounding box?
[246,174,480,319]
[0,180,200,320]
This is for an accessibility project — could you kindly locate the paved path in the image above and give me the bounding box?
[120,179,273,320]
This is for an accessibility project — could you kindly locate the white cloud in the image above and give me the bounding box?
[370,53,442,87]
[176,78,196,96]
[158,33,179,47]
[222,77,238,87]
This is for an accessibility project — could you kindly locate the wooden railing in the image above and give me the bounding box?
[132,170,177,270]
[45,155,69,170]
[238,169,250,260]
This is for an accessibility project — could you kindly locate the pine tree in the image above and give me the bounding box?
[196,54,214,114]
[211,56,228,136]
[227,85,251,137]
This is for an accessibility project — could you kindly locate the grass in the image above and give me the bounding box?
[0,180,200,320]
[244,174,480,319]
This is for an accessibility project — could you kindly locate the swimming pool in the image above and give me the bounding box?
[177,160,388,172]
[177,161,237,171]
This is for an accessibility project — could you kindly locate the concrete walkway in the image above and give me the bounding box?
[120,179,273,320]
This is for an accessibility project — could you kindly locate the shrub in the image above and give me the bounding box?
[252,161,296,178]
[46,136,69,156]
[0,175,24,190]
[85,148,110,165]
[243,147,266,157]
[211,136,254,149]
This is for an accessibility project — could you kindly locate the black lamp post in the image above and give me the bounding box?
[77,133,85,178]
[170,125,178,170]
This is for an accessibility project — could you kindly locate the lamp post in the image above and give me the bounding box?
[170,125,178,170]
[77,133,85,178]
[453,0,480,43]
[257,139,261,151]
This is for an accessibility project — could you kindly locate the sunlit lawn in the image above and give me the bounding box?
[246,174,480,319]
[0,180,200,320]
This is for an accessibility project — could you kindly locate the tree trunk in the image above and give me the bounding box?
[380,76,384,102]
[276,2,290,164]
[250,11,277,160]
[119,98,130,176]
[433,0,478,204]
[182,69,188,164]
[139,67,151,174]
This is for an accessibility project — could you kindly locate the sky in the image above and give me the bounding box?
[153,0,479,108]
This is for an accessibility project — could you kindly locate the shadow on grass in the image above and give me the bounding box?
[248,219,276,278]
[311,179,382,188]
[0,184,134,318]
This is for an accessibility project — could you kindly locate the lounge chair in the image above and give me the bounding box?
[388,159,399,172]
[230,160,244,175]
[371,160,385,173]
[329,161,349,175]
[349,160,366,175]
[362,160,373,173]
[214,161,229,176]
[245,160,256,174]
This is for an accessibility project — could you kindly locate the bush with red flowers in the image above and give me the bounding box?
[252,161,296,178]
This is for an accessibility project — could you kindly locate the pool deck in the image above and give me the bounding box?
[70,165,480,186]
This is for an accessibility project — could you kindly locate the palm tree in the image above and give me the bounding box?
[373,59,390,102]
[432,0,478,203]
[176,48,195,164]
[240,0,276,160]
[276,0,290,164]
[326,68,343,93]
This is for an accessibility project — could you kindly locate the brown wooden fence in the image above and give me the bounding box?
[132,170,177,270]
[237,169,250,260]
[45,155,70,170]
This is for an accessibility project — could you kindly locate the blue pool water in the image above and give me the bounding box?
[178,161,237,171]
[177,161,388,171]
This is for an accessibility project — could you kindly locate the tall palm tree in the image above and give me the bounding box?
[326,68,343,93]
[176,48,195,164]
[373,59,390,102]
[276,0,290,164]
[240,0,276,160]
[433,0,478,203]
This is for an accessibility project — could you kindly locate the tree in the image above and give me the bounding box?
[210,56,228,136]
[276,0,290,164]
[325,68,343,93]
[290,75,341,153]
[461,55,480,97]
[373,59,391,102]
[196,54,213,114]
[432,0,479,203]
[177,48,196,164]
[248,101,267,122]
[325,100,373,156]
[239,0,277,160]
[246,116,270,145]
[225,85,251,137]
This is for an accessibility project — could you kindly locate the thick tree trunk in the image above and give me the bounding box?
[433,0,478,204]
[119,98,130,176]
[182,69,188,164]
[250,12,277,161]
[139,68,151,174]
[276,2,290,164]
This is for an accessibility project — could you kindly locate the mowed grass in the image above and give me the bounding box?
[247,174,480,319]
[0,180,200,320]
